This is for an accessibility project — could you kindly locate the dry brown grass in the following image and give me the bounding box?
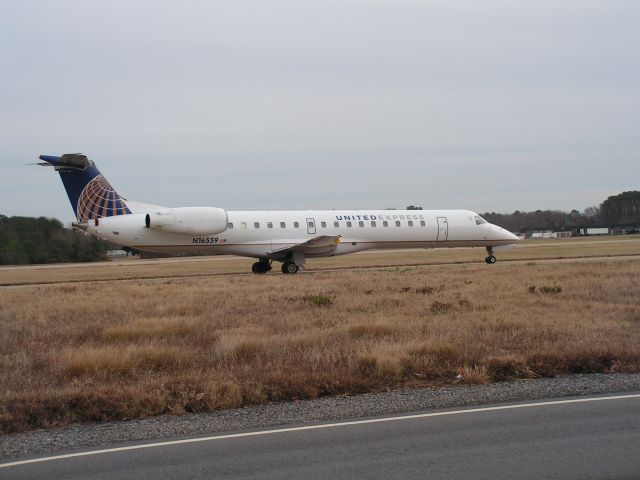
[102,317,195,341]
[348,322,398,338]
[1,252,640,434]
[60,345,196,376]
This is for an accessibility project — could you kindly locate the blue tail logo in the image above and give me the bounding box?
[39,153,131,221]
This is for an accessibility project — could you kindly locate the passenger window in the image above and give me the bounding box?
[267,222,273,228]
[408,221,413,227]
[395,221,401,227]
[241,222,247,229]
[254,222,260,229]
[309,221,315,228]
[321,221,327,228]
[280,222,286,228]
[371,221,376,227]
[420,220,426,227]
[334,221,339,228]
[227,222,234,229]
[358,221,364,227]
[346,221,352,227]
[383,221,388,227]
[294,221,299,228]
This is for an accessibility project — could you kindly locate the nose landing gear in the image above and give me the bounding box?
[485,246,497,264]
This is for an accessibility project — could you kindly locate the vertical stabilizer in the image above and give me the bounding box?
[39,154,131,221]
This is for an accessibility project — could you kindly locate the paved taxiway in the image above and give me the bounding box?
[2,394,639,479]
[1,254,639,289]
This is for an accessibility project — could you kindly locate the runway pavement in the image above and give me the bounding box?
[2,253,639,289]
[2,393,639,479]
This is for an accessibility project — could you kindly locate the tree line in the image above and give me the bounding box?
[0,215,108,265]
[480,191,640,233]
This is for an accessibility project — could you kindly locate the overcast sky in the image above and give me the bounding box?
[1,0,638,223]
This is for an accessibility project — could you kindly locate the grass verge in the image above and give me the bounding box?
[1,257,639,433]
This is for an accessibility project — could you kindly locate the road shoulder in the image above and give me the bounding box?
[2,372,640,460]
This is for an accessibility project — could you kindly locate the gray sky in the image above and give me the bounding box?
[1,0,638,224]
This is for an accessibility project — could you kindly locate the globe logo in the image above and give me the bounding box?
[76,175,130,221]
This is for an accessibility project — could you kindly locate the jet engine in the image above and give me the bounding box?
[145,207,228,235]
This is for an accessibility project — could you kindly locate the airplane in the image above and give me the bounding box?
[38,153,519,274]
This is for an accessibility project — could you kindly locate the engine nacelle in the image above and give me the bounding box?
[145,207,228,235]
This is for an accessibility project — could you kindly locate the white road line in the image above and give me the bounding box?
[2,393,639,469]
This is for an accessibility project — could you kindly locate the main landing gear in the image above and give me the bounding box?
[251,259,272,274]
[485,246,497,264]
[281,252,304,274]
[252,253,304,275]
[251,259,300,274]
[281,261,299,274]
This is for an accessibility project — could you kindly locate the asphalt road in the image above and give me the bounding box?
[2,394,639,480]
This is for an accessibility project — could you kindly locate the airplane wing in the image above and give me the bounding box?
[270,235,341,257]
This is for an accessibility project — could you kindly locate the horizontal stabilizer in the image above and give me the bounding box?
[39,153,93,169]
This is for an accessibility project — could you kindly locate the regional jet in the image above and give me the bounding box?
[38,154,519,274]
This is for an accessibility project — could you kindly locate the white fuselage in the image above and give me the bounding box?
[89,208,519,260]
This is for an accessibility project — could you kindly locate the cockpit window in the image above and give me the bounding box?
[474,216,487,225]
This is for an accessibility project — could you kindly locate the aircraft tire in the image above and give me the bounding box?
[485,255,497,264]
[281,262,299,274]
[252,261,268,274]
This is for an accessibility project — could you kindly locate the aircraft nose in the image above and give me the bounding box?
[489,224,519,242]
[503,228,519,241]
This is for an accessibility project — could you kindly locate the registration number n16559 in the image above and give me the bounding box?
[192,237,219,244]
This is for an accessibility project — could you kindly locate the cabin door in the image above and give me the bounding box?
[436,217,448,241]
[306,218,316,235]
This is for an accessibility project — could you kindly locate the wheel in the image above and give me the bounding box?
[252,261,270,274]
[485,255,497,264]
[281,262,299,274]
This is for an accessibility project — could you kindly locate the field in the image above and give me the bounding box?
[1,236,640,434]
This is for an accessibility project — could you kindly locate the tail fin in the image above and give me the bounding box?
[39,153,131,222]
